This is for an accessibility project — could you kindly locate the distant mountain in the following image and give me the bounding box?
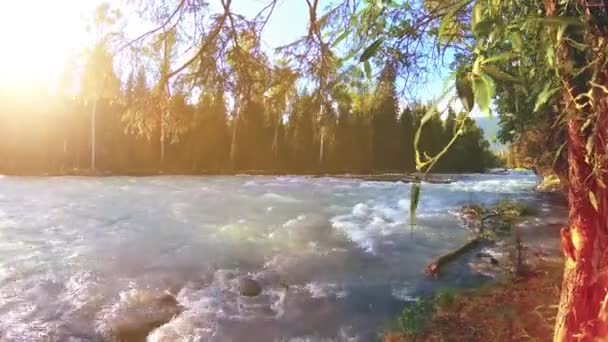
[474,116,505,151]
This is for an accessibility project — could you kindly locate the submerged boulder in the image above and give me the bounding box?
[239,277,262,297]
[98,289,182,341]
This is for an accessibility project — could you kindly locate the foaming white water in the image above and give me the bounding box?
[445,177,538,193]
[329,172,540,253]
[0,172,547,341]
[303,282,348,299]
[147,269,287,340]
[148,314,215,341]
[283,215,308,228]
[262,192,301,203]
[288,326,361,342]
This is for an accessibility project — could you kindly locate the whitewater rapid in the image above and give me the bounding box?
[0,172,542,341]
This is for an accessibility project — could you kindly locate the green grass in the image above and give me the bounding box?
[399,297,436,335]
[494,198,537,217]
[396,289,459,336]
[435,288,456,310]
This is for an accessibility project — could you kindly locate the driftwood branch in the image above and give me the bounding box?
[426,237,482,278]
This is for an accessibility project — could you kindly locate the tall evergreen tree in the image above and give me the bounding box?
[398,106,416,172]
[371,63,400,171]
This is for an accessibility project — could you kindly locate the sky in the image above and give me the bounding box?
[0,1,96,91]
[0,0,315,91]
[0,0,498,146]
[0,0,485,117]
[0,0,445,92]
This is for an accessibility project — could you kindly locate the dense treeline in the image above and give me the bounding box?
[0,46,498,175]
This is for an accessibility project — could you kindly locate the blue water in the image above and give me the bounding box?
[0,172,543,341]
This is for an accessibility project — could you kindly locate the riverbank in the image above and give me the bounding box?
[384,196,566,341]
[385,259,562,341]
[0,169,460,184]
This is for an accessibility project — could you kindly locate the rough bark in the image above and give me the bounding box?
[554,119,608,341]
[550,1,608,340]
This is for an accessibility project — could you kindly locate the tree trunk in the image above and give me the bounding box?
[160,110,166,167]
[319,126,325,166]
[229,96,241,171]
[545,0,608,339]
[273,119,279,160]
[91,98,97,171]
[554,119,608,341]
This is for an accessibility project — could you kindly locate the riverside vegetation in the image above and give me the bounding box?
[385,197,565,341]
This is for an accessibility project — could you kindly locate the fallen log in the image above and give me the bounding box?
[426,237,482,278]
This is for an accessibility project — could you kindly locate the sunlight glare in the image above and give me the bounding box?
[0,1,93,91]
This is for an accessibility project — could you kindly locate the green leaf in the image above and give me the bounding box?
[483,52,516,64]
[539,16,583,28]
[566,39,588,51]
[472,56,483,75]
[471,2,483,32]
[438,4,460,46]
[364,60,372,79]
[332,29,351,48]
[545,43,556,68]
[359,39,383,62]
[472,74,495,114]
[456,73,474,112]
[589,191,599,212]
[474,19,495,37]
[534,83,560,112]
[552,142,567,169]
[514,84,529,96]
[410,183,421,228]
[481,64,521,83]
[342,48,359,62]
[387,0,399,8]
[489,0,501,14]
[557,25,566,42]
[438,14,453,41]
[510,31,522,52]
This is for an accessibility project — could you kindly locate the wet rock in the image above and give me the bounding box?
[536,174,562,193]
[476,252,500,266]
[157,293,179,307]
[476,252,493,259]
[109,316,171,342]
[239,277,262,297]
[100,290,182,342]
[469,261,500,278]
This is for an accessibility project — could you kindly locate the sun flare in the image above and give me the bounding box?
[0,1,93,91]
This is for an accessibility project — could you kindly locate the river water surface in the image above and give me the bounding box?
[0,172,548,341]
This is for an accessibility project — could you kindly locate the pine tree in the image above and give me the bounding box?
[399,106,416,172]
[371,63,400,171]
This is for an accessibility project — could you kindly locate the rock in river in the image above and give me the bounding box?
[99,289,182,341]
[239,277,262,297]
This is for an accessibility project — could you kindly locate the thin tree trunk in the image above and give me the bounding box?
[230,118,238,170]
[91,98,97,171]
[229,96,240,171]
[273,119,279,159]
[160,111,165,166]
[319,126,325,166]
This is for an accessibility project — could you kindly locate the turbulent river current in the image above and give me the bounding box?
[0,172,549,341]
